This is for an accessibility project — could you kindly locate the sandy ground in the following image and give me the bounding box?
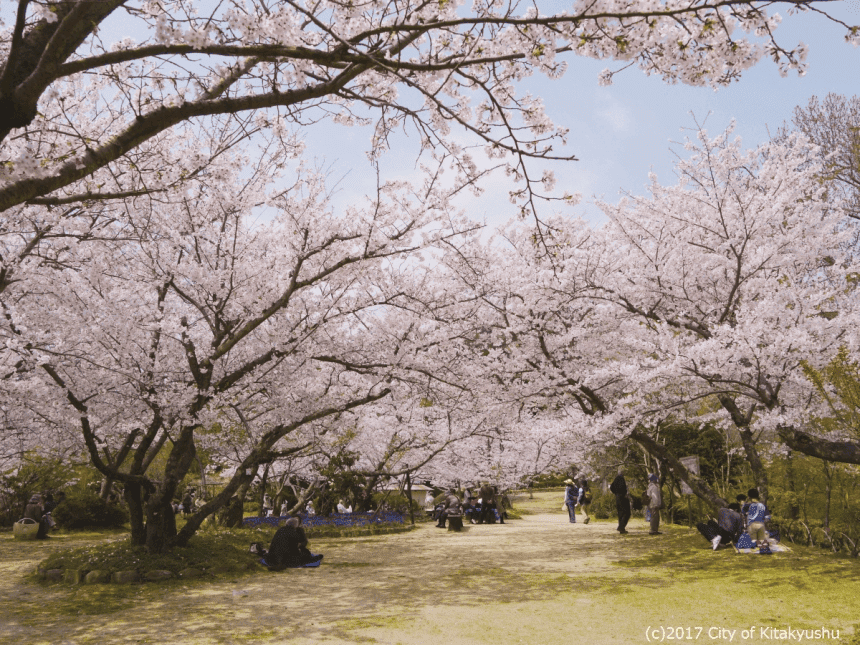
[1,492,858,645]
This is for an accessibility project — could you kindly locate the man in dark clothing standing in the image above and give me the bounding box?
[609,467,631,534]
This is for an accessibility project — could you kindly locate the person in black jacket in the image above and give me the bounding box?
[609,467,631,534]
[266,517,323,570]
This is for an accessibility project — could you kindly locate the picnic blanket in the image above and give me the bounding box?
[734,532,790,554]
[734,542,791,554]
[260,556,323,568]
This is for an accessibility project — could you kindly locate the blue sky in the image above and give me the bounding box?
[308,2,860,229]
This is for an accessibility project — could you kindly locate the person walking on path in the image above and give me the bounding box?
[610,467,632,534]
[563,479,579,523]
[647,474,662,535]
[578,479,592,524]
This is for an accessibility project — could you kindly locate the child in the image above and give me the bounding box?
[745,488,771,547]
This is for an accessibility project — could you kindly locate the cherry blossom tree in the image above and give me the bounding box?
[790,93,860,221]
[591,126,860,502]
[0,132,492,550]
[462,126,859,510]
[1,0,856,235]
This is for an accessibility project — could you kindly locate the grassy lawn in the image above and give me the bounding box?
[1,491,858,645]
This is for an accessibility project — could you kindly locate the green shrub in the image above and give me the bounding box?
[587,490,618,519]
[51,490,129,530]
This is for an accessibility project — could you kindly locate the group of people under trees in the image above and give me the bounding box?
[432,484,506,529]
[604,466,774,550]
[608,467,663,536]
[696,489,773,552]
[563,478,593,524]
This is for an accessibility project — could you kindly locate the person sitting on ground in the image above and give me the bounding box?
[265,516,323,570]
[24,494,49,539]
[464,497,479,524]
[700,503,745,550]
[745,488,771,547]
[336,499,352,514]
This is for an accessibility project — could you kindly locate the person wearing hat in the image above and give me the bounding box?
[646,473,663,535]
[563,479,579,523]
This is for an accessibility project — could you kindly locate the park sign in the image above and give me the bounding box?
[679,456,700,495]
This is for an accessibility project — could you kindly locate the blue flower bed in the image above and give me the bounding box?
[242,511,404,529]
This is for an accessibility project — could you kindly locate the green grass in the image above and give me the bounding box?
[35,521,414,580]
[38,527,260,577]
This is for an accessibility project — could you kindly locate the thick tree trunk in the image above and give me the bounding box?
[717,395,770,504]
[144,496,177,554]
[778,426,860,464]
[143,426,198,553]
[630,428,728,512]
[356,474,381,513]
[738,428,769,504]
[124,482,146,546]
[99,476,115,501]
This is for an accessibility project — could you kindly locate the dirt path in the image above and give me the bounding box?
[1,492,858,645]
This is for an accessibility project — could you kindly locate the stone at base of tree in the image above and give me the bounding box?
[45,569,64,582]
[145,570,173,581]
[112,570,141,584]
[64,569,85,584]
[179,568,204,579]
[85,570,112,584]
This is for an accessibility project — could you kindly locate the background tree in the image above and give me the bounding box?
[791,93,860,220]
